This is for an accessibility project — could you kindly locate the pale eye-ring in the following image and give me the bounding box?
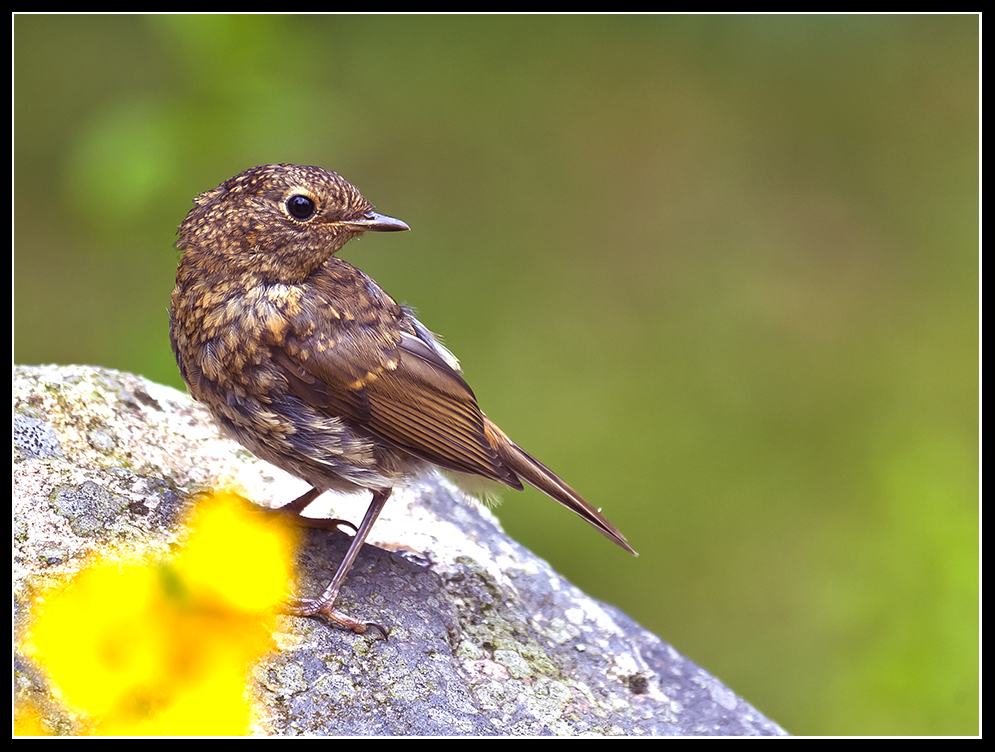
[286,194,317,221]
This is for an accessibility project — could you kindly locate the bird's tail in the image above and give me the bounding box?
[483,417,637,556]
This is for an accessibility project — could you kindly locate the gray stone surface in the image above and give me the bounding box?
[14,364,786,736]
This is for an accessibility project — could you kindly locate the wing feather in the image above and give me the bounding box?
[274,271,520,487]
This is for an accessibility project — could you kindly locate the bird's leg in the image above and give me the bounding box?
[285,488,391,639]
[279,486,322,514]
[267,486,358,534]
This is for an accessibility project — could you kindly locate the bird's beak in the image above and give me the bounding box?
[345,212,410,233]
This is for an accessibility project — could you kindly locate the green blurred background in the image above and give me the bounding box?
[14,15,978,735]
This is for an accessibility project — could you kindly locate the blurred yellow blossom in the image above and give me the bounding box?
[19,491,298,736]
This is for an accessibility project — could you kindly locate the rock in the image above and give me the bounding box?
[13,364,786,736]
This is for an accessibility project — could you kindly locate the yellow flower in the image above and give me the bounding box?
[20,491,297,736]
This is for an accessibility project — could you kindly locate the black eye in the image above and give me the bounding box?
[286,194,317,221]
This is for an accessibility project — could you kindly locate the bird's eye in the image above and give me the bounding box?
[286,194,317,221]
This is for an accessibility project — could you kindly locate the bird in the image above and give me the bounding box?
[169,164,635,636]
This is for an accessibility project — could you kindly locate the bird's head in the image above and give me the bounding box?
[176,164,408,283]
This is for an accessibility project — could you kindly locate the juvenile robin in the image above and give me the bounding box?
[169,164,635,635]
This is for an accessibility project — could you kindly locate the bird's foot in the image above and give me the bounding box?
[284,594,388,640]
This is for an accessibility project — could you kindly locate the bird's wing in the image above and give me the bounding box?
[273,272,522,488]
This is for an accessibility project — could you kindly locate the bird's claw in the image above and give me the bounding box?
[284,595,388,640]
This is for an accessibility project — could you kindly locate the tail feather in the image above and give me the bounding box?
[483,418,637,556]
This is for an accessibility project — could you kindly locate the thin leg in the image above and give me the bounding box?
[280,486,322,515]
[270,486,358,534]
[286,488,392,638]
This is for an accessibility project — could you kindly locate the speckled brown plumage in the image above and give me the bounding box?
[169,164,634,635]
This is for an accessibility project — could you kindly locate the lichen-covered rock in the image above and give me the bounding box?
[14,365,786,736]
